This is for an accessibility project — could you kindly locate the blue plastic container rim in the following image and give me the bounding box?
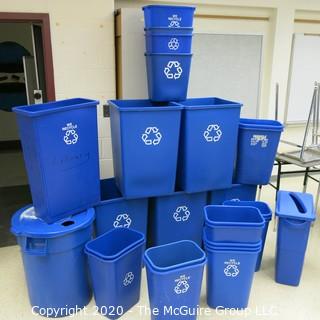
[108,99,183,112]
[239,118,284,132]
[145,53,193,57]
[145,33,193,37]
[144,27,194,34]
[13,98,99,117]
[11,205,95,238]
[144,240,206,273]
[85,228,145,261]
[204,243,261,254]
[143,5,196,11]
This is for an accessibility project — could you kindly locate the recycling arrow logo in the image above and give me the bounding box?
[203,124,222,142]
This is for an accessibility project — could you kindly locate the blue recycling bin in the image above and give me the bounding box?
[85,228,145,319]
[275,191,315,286]
[145,53,192,101]
[208,184,257,205]
[11,205,94,317]
[108,99,182,198]
[95,178,148,237]
[144,241,206,320]
[143,5,195,28]
[149,191,207,247]
[175,98,242,192]
[13,98,100,223]
[204,205,265,243]
[234,118,283,185]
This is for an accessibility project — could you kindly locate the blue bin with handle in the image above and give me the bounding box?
[223,200,272,271]
[85,228,145,319]
[13,98,100,223]
[149,191,207,247]
[108,99,182,198]
[94,178,148,237]
[145,53,192,102]
[234,118,283,185]
[143,5,195,28]
[175,98,242,192]
[275,191,315,286]
[208,184,257,205]
[11,205,94,317]
[144,240,206,320]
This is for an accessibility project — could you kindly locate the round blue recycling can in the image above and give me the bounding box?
[144,241,206,320]
[143,5,196,28]
[11,205,95,317]
[85,228,145,319]
[145,53,192,102]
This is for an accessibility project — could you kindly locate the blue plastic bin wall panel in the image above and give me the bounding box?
[149,192,207,246]
[255,220,270,271]
[146,54,192,102]
[16,107,100,223]
[177,107,240,192]
[110,107,182,198]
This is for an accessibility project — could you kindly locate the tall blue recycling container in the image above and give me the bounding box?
[94,178,148,237]
[149,191,207,246]
[275,191,315,286]
[143,5,195,28]
[85,228,145,319]
[11,205,94,317]
[144,240,206,320]
[223,200,272,271]
[13,98,100,223]
[175,98,242,192]
[234,118,283,185]
[108,99,182,198]
[145,53,192,101]
[208,184,257,205]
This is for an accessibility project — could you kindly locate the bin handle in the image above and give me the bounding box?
[289,192,307,214]
[283,218,309,228]
[23,238,48,256]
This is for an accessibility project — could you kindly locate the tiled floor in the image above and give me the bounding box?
[0,177,319,319]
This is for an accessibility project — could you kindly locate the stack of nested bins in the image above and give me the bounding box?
[203,205,265,309]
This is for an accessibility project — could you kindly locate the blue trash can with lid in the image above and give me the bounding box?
[275,191,315,286]
[13,98,100,223]
[11,205,94,317]
[108,99,182,198]
[174,97,242,192]
[234,118,283,185]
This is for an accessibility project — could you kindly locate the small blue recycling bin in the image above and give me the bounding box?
[234,118,283,185]
[144,241,206,320]
[275,191,315,286]
[208,184,257,205]
[13,98,100,223]
[223,200,272,271]
[204,205,265,243]
[143,5,196,28]
[85,228,145,319]
[149,191,207,247]
[108,99,182,198]
[175,98,242,192]
[145,53,192,101]
[94,178,148,237]
[11,205,94,317]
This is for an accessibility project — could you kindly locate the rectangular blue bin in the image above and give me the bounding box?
[149,191,207,247]
[13,98,100,223]
[85,228,145,319]
[144,241,206,320]
[208,184,257,205]
[145,53,192,102]
[108,99,182,198]
[94,178,148,237]
[174,97,242,192]
[143,5,195,28]
[275,191,315,286]
[234,118,283,185]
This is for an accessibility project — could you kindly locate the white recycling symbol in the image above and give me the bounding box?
[164,61,183,80]
[63,129,78,145]
[174,275,190,294]
[173,206,190,222]
[123,272,134,286]
[141,127,162,146]
[224,265,240,277]
[113,213,132,228]
[203,124,222,142]
[250,134,269,148]
[169,20,180,28]
[168,38,179,51]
